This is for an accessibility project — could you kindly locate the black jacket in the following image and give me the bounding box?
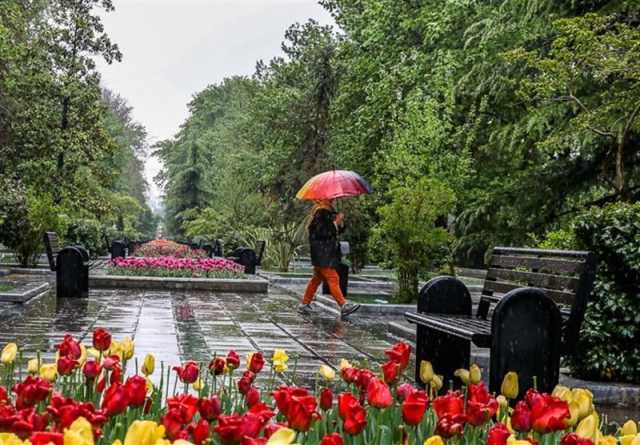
[308,208,343,268]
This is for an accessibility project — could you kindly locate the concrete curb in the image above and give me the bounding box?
[90,275,268,293]
[0,282,51,303]
[6,267,54,276]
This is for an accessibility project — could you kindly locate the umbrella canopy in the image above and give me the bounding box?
[296,170,372,201]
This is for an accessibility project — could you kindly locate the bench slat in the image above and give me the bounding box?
[486,268,579,292]
[491,254,584,274]
[492,247,591,258]
[405,312,492,347]
[482,280,576,305]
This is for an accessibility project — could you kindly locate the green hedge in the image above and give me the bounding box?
[566,203,640,383]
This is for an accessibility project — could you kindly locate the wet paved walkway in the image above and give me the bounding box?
[0,283,408,386]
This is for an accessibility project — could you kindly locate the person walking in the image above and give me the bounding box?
[298,200,361,318]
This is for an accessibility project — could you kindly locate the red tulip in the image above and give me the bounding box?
[466,383,498,426]
[12,376,52,408]
[248,402,275,426]
[511,400,532,432]
[343,404,367,435]
[341,367,359,384]
[321,433,344,445]
[83,359,101,379]
[199,395,222,421]
[396,383,415,401]
[162,409,186,440]
[272,386,310,417]
[125,375,147,407]
[242,438,267,445]
[561,433,595,445]
[384,342,411,371]
[110,364,123,384]
[226,351,240,370]
[366,378,393,409]
[402,390,429,425]
[57,334,82,360]
[101,383,129,416]
[209,357,226,375]
[57,356,78,376]
[381,360,400,384]
[30,432,64,445]
[246,387,261,408]
[168,394,200,424]
[238,375,253,395]
[0,386,7,404]
[174,361,199,384]
[320,388,333,410]
[214,413,262,444]
[355,369,375,392]
[12,408,48,439]
[264,422,287,438]
[436,414,466,438]
[248,352,265,373]
[92,328,112,351]
[287,394,319,432]
[487,423,511,445]
[189,418,210,445]
[433,391,465,418]
[337,393,359,420]
[526,390,570,433]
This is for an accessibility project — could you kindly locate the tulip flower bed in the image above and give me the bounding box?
[0,332,639,445]
[133,240,207,259]
[108,257,245,279]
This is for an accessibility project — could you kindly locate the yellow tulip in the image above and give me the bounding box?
[632,435,640,445]
[141,353,155,376]
[501,372,519,399]
[108,340,123,360]
[508,435,534,445]
[273,361,288,373]
[454,368,470,385]
[121,337,134,360]
[621,436,636,445]
[597,434,617,445]
[339,359,352,370]
[64,417,94,445]
[272,349,289,363]
[552,384,571,401]
[0,433,28,445]
[112,441,123,445]
[172,441,195,445]
[192,378,204,391]
[430,374,443,391]
[318,365,335,381]
[576,413,598,441]
[27,358,39,374]
[469,363,482,384]
[423,436,445,445]
[571,388,593,420]
[78,344,87,367]
[87,347,101,360]
[266,427,297,445]
[622,420,638,436]
[39,363,57,382]
[419,360,434,384]
[496,395,509,409]
[123,420,166,445]
[567,400,581,427]
[1,343,17,364]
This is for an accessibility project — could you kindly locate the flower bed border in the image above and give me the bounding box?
[90,274,268,293]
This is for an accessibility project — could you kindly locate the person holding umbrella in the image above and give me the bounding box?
[295,170,372,318]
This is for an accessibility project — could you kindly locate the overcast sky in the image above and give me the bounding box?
[96,0,334,207]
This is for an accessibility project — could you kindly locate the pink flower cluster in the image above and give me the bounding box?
[133,240,207,259]
[109,256,244,278]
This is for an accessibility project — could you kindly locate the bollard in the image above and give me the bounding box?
[212,239,224,257]
[56,247,89,298]
[110,240,126,259]
[231,247,258,274]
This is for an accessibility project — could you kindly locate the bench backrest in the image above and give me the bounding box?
[478,247,596,353]
[43,231,61,271]
[255,240,266,266]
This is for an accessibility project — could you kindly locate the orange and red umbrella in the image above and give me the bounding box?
[296,170,372,201]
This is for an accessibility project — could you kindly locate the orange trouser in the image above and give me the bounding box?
[302,266,346,306]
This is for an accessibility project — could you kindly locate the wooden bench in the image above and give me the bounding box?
[43,232,106,270]
[405,247,596,397]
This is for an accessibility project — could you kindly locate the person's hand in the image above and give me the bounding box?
[335,213,345,226]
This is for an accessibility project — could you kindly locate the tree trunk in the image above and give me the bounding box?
[616,131,627,200]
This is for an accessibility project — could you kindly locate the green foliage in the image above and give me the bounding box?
[564,203,640,383]
[65,219,108,258]
[371,178,455,303]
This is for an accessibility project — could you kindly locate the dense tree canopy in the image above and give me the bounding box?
[0,0,155,263]
[158,0,638,270]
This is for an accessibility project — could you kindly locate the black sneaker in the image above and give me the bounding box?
[297,304,315,315]
[340,303,361,318]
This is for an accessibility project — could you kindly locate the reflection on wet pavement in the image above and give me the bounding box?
[0,286,406,387]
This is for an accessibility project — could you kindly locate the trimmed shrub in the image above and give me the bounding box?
[566,203,640,383]
[65,219,108,258]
